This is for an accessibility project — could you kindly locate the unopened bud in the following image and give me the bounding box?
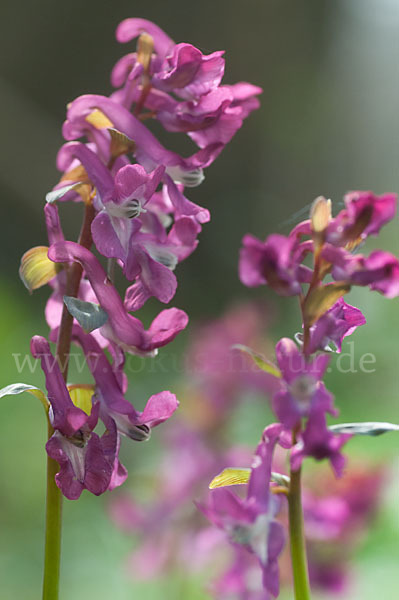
[137,33,154,72]
[310,196,331,234]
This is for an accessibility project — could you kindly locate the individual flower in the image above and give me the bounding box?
[272,338,336,429]
[157,83,262,148]
[199,426,286,597]
[30,335,125,499]
[239,234,312,296]
[328,191,397,247]
[47,241,188,355]
[304,298,366,353]
[330,249,399,299]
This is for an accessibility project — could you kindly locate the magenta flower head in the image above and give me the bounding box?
[331,249,399,299]
[234,191,399,600]
[113,18,261,147]
[306,298,366,353]
[327,191,397,246]
[272,338,336,429]
[241,192,398,300]
[200,425,286,597]
[239,233,312,295]
[30,336,125,500]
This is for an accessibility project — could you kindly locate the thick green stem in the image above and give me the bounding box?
[288,467,311,600]
[42,201,95,599]
[42,421,63,600]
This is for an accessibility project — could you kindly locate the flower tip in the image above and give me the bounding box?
[310,196,331,234]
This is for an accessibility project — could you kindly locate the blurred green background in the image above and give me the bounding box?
[0,0,398,598]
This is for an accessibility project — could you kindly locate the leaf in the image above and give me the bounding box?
[19,246,61,292]
[232,344,282,378]
[330,422,399,436]
[209,468,251,489]
[63,296,108,333]
[45,183,85,204]
[0,383,49,411]
[303,282,351,326]
[67,384,95,416]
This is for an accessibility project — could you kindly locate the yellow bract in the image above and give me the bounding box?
[108,128,136,160]
[209,467,251,489]
[68,385,95,416]
[27,388,50,412]
[303,282,351,326]
[85,109,114,130]
[233,344,282,378]
[19,246,60,292]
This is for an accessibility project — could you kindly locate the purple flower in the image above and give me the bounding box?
[116,18,175,59]
[330,249,399,298]
[30,335,124,499]
[239,234,312,296]
[199,426,286,597]
[151,43,225,100]
[157,83,262,147]
[272,338,336,429]
[328,191,397,246]
[291,409,351,477]
[69,326,178,439]
[306,298,366,353]
[113,18,261,148]
[290,191,397,247]
[61,95,217,221]
[123,215,201,310]
[47,241,188,354]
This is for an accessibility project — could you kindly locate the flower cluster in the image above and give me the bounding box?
[201,192,398,597]
[109,303,385,599]
[2,18,261,500]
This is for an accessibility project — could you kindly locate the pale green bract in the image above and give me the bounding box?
[330,422,399,436]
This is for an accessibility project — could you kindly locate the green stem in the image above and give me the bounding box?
[42,422,63,600]
[288,467,311,600]
[42,201,95,599]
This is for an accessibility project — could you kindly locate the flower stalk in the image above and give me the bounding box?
[42,421,63,600]
[42,200,95,599]
[288,466,311,600]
